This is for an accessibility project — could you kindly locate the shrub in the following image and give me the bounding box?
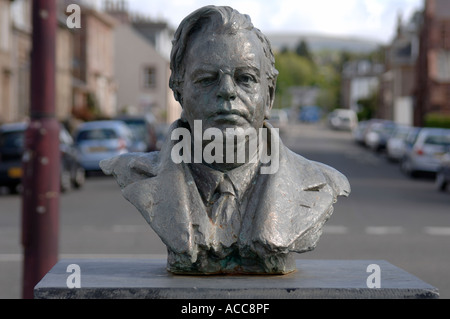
[424,113,450,129]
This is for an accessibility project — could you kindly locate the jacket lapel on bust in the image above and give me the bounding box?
[120,124,207,262]
[240,139,335,256]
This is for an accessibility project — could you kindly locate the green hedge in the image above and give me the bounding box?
[424,113,450,129]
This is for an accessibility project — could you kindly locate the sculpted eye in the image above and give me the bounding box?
[236,74,256,85]
[195,74,218,86]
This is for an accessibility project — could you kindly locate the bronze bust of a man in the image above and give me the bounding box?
[101,5,350,275]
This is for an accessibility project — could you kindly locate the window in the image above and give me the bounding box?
[76,129,117,142]
[437,50,450,82]
[441,22,450,50]
[142,66,157,89]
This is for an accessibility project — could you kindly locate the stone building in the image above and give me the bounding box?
[0,0,76,124]
[0,0,13,124]
[341,60,384,112]
[71,5,117,120]
[414,0,450,126]
[104,0,180,123]
[112,24,180,122]
[378,12,420,125]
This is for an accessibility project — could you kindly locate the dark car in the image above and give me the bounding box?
[436,151,450,192]
[0,122,85,194]
[114,114,158,152]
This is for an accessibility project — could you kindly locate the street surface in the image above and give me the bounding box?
[1,122,449,298]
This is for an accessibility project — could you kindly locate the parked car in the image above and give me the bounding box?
[386,125,419,162]
[114,114,158,152]
[59,126,86,192]
[436,151,450,192]
[74,120,134,173]
[327,108,358,131]
[401,127,450,177]
[0,123,25,193]
[0,122,85,194]
[155,122,171,151]
[269,109,289,127]
[353,120,370,145]
[299,106,322,123]
[364,120,397,152]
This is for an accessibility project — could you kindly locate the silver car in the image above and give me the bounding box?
[401,127,450,177]
[436,151,450,192]
[74,121,134,172]
[386,125,419,162]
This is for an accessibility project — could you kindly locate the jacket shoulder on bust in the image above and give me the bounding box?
[100,152,160,189]
[311,161,351,198]
[284,147,350,198]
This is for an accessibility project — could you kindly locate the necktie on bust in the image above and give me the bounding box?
[210,174,241,237]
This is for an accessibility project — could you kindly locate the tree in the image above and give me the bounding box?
[357,90,378,120]
[295,40,313,62]
[274,51,317,108]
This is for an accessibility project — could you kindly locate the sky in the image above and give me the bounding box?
[117,0,425,44]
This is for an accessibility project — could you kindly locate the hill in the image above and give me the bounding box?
[267,33,381,53]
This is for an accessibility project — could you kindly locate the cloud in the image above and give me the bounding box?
[126,0,423,43]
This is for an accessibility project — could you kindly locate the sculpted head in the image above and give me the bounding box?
[169,6,279,135]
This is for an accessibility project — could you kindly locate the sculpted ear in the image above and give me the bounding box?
[265,86,275,119]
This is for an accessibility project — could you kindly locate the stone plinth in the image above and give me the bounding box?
[34,259,439,299]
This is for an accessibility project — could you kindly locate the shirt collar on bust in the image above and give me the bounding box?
[189,160,260,204]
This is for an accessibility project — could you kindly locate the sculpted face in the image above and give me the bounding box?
[181,30,273,136]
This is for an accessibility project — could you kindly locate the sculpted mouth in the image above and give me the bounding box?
[210,110,249,123]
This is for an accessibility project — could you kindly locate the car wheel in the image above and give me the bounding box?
[8,184,20,195]
[400,158,409,174]
[72,166,85,189]
[436,171,448,192]
[401,158,417,178]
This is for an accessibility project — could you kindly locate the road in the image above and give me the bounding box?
[1,122,449,299]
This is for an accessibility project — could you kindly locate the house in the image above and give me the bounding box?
[0,0,13,124]
[341,59,384,112]
[0,0,76,124]
[414,0,450,126]
[379,12,420,125]
[131,19,173,61]
[112,23,180,122]
[104,0,180,123]
[71,4,117,120]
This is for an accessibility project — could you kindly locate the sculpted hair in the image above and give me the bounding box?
[169,5,278,104]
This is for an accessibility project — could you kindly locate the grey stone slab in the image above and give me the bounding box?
[34,259,439,299]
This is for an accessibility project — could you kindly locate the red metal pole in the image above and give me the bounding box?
[21,0,60,299]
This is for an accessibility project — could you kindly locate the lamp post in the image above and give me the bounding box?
[21,0,60,299]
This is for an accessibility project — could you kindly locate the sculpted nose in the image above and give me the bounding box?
[217,74,237,101]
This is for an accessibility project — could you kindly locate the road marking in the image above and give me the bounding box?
[323,225,348,234]
[0,254,21,262]
[365,226,404,235]
[424,227,450,236]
